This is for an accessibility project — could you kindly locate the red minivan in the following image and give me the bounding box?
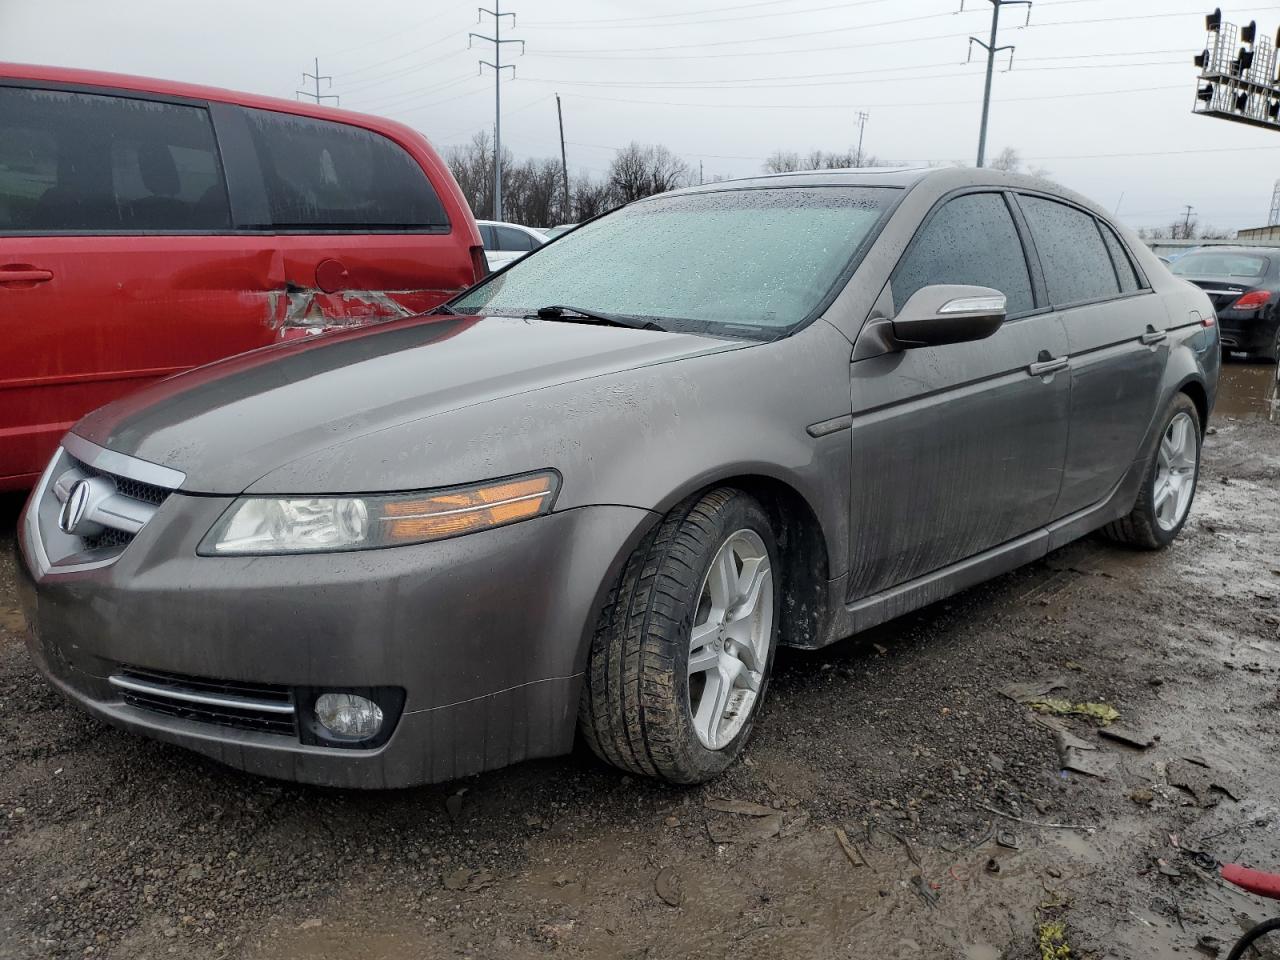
[0,63,486,490]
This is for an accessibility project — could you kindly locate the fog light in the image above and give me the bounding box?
[314,693,383,738]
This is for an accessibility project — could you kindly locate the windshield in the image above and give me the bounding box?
[1171,252,1269,279]
[453,186,897,336]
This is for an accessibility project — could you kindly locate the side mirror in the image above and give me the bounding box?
[891,284,1007,348]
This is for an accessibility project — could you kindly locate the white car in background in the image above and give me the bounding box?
[477,220,547,270]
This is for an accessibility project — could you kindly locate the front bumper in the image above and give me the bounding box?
[17,460,653,788]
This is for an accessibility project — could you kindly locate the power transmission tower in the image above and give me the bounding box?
[296,58,339,105]
[556,93,571,222]
[471,2,524,221]
[1270,180,1280,226]
[964,0,1031,167]
[854,110,869,167]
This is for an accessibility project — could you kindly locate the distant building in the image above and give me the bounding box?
[1238,225,1280,243]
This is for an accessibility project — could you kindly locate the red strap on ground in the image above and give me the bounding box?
[1222,863,1280,901]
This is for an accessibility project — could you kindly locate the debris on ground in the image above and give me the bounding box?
[704,798,777,817]
[1028,698,1120,725]
[1037,919,1072,960]
[1167,761,1244,807]
[654,867,683,907]
[834,827,871,869]
[1098,724,1156,749]
[442,868,495,893]
[1000,677,1068,703]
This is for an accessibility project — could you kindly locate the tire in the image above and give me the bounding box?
[579,488,781,784]
[1103,393,1202,550]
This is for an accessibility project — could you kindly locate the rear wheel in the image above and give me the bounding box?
[579,488,780,784]
[1103,393,1201,549]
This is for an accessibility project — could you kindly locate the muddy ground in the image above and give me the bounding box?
[1,362,1278,960]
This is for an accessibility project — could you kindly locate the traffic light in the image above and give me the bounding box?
[1192,8,1280,132]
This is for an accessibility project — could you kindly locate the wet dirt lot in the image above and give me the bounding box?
[1,364,1278,960]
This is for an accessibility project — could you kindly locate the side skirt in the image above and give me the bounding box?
[798,453,1151,650]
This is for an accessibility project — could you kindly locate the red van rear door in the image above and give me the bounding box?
[212,104,477,339]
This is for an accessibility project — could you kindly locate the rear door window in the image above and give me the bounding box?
[494,225,535,251]
[891,191,1035,316]
[1019,195,1121,306]
[240,108,448,231]
[1098,222,1142,293]
[0,85,230,232]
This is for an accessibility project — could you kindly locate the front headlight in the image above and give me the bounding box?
[199,471,559,555]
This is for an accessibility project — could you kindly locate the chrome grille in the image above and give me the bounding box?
[27,437,185,574]
[72,457,170,506]
[110,667,297,737]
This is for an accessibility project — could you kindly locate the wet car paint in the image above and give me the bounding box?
[16,167,1220,787]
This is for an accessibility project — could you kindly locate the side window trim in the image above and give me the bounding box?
[890,187,1040,322]
[208,104,272,230]
[1011,190,1132,312]
[1095,216,1151,293]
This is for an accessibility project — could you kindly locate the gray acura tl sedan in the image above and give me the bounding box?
[17,167,1219,788]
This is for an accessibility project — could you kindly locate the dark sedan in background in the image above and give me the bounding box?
[1171,246,1280,361]
[17,167,1219,788]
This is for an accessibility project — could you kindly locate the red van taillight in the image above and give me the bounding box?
[1233,289,1272,310]
[470,245,490,283]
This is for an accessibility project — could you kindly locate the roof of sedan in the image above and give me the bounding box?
[665,165,1111,221]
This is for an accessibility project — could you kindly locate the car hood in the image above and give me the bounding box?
[74,315,745,494]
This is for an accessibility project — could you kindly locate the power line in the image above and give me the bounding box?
[470,1,524,220]
[296,58,338,105]
[523,0,898,31]
[533,6,1278,58]
[966,0,1033,168]
[519,59,1189,93]
[557,82,1186,111]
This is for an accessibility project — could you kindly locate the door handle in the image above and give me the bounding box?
[1140,328,1168,346]
[1028,356,1069,377]
[0,266,54,284]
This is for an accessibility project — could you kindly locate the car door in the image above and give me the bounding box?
[1014,194,1165,516]
[213,104,473,333]
[846,190,1071,600]
[0,83,269,488]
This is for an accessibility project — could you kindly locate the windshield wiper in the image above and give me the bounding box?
[427,302,462,315]
[533,304,666,332]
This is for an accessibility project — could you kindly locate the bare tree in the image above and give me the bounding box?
[763,150,803,173]
[608,142,689,203]
[763,147,883,174]
[444,131,513,221]
[572,174,616,221]
[987,146,1051,179]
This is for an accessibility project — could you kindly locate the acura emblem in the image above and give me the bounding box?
[58,480,91,534]
[57,477,109,538]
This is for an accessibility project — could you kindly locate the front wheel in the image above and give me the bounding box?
[1103,393,1202,549]
[579,488,780,784]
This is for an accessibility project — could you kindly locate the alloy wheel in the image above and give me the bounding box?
[687,529,774,750]
[1154,411,1198,532]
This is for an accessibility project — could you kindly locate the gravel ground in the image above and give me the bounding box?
[1,362,1278,960]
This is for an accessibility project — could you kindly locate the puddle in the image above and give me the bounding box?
[1216,361,1279,421]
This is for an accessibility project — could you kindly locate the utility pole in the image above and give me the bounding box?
[556,93,571,223]
[1181,205,1196,239]
[699,160,704,185]
[471,3,523,221]
[296,58,339,105]
[965,0,1031,167]
[854,111,869,167]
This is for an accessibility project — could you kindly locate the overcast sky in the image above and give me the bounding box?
[5,0,1280,231]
